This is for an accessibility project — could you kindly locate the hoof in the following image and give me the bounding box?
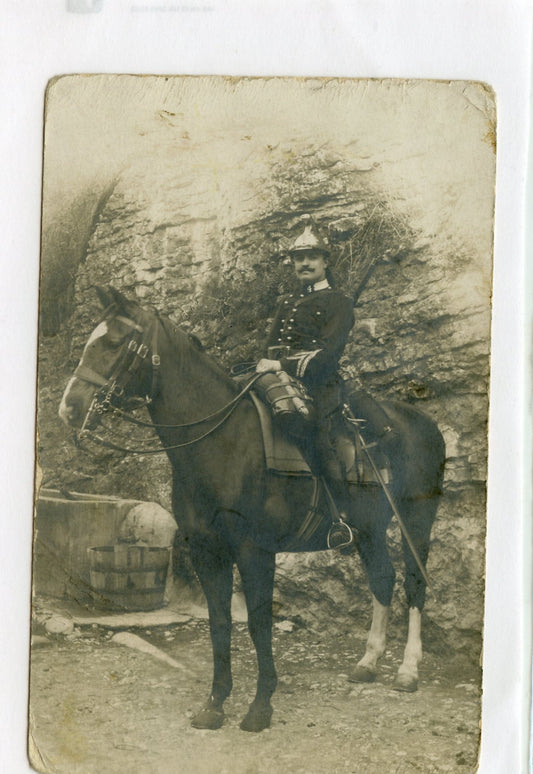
[393,674,418,693]
[191,706,225,730]
[240,703,273,733]
[348,665,377,683]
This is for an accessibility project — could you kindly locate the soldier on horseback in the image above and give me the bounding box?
[256,215,399,519]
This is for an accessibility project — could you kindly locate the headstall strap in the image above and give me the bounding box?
[77,316,147,438]
[74,363,110,388]
[118,318,159,404]
[136,343,149,359]
[116,314,143,333]
[147,324,161,403]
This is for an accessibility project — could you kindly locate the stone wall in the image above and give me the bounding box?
[54,138,491,658]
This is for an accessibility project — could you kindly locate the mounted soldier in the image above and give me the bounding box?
[255,215,399,521]
[60,282,444,726]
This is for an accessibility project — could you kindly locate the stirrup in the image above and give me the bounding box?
[327,518,354,550]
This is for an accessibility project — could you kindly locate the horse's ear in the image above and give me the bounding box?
[95,286,134,315]
[108,286,132,312]
[95,285,114,309]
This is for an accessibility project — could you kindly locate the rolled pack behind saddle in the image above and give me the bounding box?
[248,369,392,486]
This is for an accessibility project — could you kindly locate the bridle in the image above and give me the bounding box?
[73,309,262,455]
[75,312,161,438]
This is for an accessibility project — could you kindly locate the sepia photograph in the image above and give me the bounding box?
[30,74,496,774]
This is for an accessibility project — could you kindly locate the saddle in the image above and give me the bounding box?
[231,370,392,549]
[248,392,395,551]
[248,392,391,487]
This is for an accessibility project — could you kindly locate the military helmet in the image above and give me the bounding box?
[288,216,330,255]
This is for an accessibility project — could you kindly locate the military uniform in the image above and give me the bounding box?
[265,278,354,486]
[266,279,354,393]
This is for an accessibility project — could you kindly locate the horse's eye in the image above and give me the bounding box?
[87,333,121,352]
[104,335,124,350]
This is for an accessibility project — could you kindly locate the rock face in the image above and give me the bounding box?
[39,77,495,659]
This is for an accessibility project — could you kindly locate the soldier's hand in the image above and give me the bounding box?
[256,358,282,373]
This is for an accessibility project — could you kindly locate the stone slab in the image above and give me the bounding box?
[72,610,192,629]
[35,598,192,630]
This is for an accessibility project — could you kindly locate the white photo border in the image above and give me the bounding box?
[1,2,531,772]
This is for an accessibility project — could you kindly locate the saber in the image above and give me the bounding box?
[345,411,431,589]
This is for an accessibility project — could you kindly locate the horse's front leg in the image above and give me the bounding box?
[188,533,234,729]
[234,538,277,732]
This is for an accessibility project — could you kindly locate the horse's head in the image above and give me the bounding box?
[59,286,156,431]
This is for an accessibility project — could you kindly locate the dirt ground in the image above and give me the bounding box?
[29,608,481,774]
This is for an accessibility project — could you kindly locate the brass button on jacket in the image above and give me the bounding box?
[265,284,354,387]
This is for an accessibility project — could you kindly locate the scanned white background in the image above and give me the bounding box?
[1,2,531,773]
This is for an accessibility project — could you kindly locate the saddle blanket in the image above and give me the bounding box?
[249,392,312,475]
[249,392,390,485]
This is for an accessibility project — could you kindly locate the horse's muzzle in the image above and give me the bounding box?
[58,397,86,428]
[59,378,95,428]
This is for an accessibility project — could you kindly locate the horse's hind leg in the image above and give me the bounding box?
[350,593,390,683]
[234,539,277,732]
[394,496,438,693]
[349,515,395,684]
[188,535,234,729]
[395,607,423,692]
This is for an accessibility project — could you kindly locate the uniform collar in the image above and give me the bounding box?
[304,278,331,294]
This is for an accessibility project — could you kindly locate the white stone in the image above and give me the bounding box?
[45,615,74,635]
[119,502,177,546]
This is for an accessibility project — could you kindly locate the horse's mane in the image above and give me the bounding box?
[155,311,238,391]
[157,314,203,351]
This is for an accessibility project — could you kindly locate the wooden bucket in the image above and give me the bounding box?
[87,545,171,612]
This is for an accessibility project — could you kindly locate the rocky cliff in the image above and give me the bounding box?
[37,76,495,659]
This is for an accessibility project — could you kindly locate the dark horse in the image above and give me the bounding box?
[59,287,445,732]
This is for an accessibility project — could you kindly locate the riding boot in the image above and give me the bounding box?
[319,455,355,551]
[345,386,401,459]
[323,465,351,521]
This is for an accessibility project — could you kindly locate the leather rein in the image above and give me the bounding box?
[74,311,262,455]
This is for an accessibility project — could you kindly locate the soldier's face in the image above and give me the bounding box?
[292,250,328,284]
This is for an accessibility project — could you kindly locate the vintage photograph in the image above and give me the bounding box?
[30,75,495,774]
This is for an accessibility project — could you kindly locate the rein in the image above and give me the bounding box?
[75,312,263,455]
[80,374,264,455]
[111,371,263,430]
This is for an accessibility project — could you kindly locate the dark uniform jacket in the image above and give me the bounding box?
[265,280,354,399]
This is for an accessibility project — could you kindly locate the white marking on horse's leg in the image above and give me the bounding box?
[394,606,422,691]
[399,606,422,677]
[357,594,389,671]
